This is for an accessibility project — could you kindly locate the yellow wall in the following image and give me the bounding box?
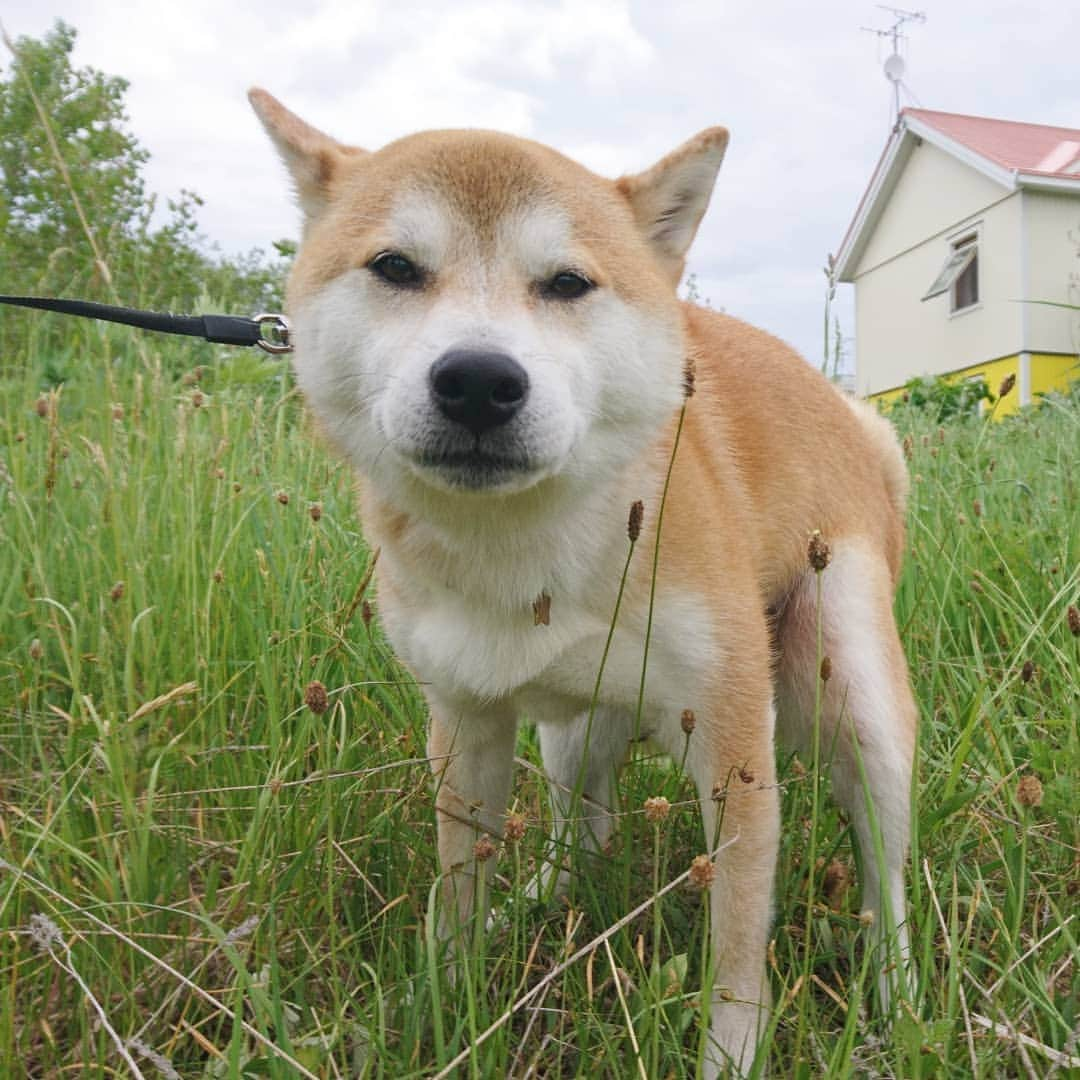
[867,352,1078,417]
[1031,353,1080,399]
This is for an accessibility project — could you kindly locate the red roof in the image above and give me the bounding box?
[903,108,1080,179]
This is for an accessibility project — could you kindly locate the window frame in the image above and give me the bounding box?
[949,231,979,314]
[921,225,982,314]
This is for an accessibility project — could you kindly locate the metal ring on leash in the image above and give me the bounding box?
[254,313,292,354]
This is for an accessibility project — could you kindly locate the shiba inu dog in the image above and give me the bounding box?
[250,88,917,1076]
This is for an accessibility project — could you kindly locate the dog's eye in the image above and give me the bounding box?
[544,271,594,300]
[369,251,424,287]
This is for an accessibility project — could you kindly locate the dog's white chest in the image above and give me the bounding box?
[395,583,716,714]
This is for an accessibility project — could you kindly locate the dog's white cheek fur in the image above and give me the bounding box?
[288,271,393,468]
[291,273,684,499]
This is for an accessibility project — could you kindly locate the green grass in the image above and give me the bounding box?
[1,330,1077,1078]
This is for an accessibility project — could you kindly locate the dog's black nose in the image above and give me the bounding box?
[429,350,529,436]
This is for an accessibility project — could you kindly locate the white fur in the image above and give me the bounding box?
[774,543,914,997]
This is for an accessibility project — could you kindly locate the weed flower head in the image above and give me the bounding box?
[1068,604,1080,637]
[109,581,124,602]
[224,914,260,945]
[304,680,329,715]
[29,638,43,661]
[473,835,497,861]
[688,854,714,890]
[627,499,644,542]
[1016,774,1043,808]
[819,656,832,682]
[309,502,322,522]
[532,591,551,626]
[504,814,526,842]
[998,372,1016,398]
[1021,660,1034,683]
[822,859,851,910]
[680,708,696,735]
[28,913,64,951]
[643,795,671,823]
[682,354,697,398]
[807,530,831,572]
[128,1038,181,1080]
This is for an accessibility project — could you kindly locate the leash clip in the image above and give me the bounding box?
[254,312,292,354]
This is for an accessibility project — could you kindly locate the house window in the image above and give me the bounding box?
[922,232,979,311]
[951,234,979,311]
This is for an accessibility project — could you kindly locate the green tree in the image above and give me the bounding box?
[0,21,151,293]
[0,20,291,365]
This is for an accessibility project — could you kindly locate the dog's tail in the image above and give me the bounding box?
[839,392,911,577]
[839,393,909,515]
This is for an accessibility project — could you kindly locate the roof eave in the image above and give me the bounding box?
[903,114,1017,188]
[836,111,1021,283]
[1015,172,1080,194]
[834,124,910,282]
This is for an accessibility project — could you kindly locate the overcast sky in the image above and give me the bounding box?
[4,1,1079,369]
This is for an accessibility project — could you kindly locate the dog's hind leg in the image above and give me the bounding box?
[532,706,632,900]
[774,541,918,1003]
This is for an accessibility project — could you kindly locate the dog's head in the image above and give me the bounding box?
[250,90,726,503]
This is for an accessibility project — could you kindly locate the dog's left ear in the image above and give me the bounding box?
[249,88,366,222]
[616,128,729,283]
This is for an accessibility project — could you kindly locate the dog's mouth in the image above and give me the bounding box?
[408,446,538,492]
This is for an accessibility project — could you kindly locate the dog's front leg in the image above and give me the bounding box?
[697,707,779,1078]
[427,697,518,936]
[660,685,779,1078]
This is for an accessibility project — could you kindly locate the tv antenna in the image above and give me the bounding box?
[861,6,926,127]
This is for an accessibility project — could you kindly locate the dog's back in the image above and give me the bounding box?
[683,304,909,596]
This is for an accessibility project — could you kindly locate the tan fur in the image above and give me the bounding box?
[251,88,918,1077]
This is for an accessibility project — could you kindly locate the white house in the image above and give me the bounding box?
[836,108,1080,414]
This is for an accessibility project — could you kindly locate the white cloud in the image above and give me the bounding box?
[2,0,1077,365]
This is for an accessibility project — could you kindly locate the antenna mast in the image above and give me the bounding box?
[861,5,926,127]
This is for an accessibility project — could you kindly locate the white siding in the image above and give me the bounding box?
[854,192,1023,395]
[1024,191,1080,354]
[856,141,1007,273]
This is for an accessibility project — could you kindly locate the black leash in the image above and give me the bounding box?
[0,295,292,354]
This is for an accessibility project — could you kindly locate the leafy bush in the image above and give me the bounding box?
[889,373,994,421]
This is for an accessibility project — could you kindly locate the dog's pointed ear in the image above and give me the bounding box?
[616,127,729,282]
[248,88,365,221]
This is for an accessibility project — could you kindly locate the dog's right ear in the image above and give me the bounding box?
[616,128,729,285]
[249,88,365,221]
